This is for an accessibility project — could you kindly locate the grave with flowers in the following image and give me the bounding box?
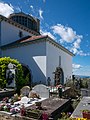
[0,85,50,119]
[0,84,71,120]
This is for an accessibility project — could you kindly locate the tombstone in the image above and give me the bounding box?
[6,63,16,88]
[29,90,40,99]
[20,86,30,97]
[32,84,49,98]
[21,96,29,104]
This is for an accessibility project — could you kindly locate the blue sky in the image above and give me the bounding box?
[0,0,90,76]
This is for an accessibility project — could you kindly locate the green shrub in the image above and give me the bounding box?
[0,57,26,93]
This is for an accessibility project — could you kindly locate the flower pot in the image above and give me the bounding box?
[82,112,90,119]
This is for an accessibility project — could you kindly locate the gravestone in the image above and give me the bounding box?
[32,84,49,98]
[29,90,40,98]
[21,96,29,104]
[20,86,30,97]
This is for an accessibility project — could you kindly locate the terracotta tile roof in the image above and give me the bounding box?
[20,35,48,43]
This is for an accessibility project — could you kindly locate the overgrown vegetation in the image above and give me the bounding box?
[65,77,90,99]
[66,77,89,89]
[0,57,28,93]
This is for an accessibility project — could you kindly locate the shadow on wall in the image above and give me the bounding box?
[31,56,46,85]
[21,56,46,86]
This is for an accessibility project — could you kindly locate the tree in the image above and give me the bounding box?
[79,79,83,88]
[85,81,88,88]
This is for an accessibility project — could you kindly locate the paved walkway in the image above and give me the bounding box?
[71,97,90,118]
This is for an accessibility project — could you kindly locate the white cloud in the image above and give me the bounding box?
[73,65,90,76]
[71,48,90,56]
[70,38,90,56]
[40,29,56,40]
[73,39,81,49]
[72,63,82,72]
[77,50,90,56]
[39,9,43,19]
[30,5,33,9]
[51,24,77,43]
[72,63,82,69]
[0,2,14,17]
[71,48,78,54]
[51,24,89,56]
[71,38,82,54]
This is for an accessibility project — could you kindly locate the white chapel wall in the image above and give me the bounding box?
[46,41,73,85]
[2,41,47,84]
[1,21,33,46]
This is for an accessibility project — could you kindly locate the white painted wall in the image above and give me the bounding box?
[46,41,72,85]
[1,23,73,86]
[1,21,33,45]
[2,40,73,85]
[2,41,47,84]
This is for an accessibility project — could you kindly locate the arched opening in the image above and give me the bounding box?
[22,64,32,87]
[53,66,64,85]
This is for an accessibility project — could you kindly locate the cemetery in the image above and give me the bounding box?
[1,57,90,120]
[0,57,72,120]
[0,83,72,120]
[0,85,71,120]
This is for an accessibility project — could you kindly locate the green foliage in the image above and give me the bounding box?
[58,112,71,120]
[0,57,26,93]
[79,79,88,88]
[79,79,83,88]
[65,79,74,88]
[71,99,80,110]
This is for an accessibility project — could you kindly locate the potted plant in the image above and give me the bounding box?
[82,109,90,119]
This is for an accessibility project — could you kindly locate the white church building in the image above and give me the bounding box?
[0,12,74,86]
